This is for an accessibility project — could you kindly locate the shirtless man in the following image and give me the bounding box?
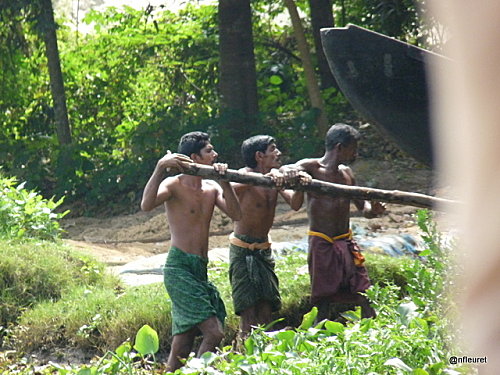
[285,123,384,322]
[140,131,241,372]
[229,135,308,336]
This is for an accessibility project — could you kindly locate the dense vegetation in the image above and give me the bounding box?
[0,182,469,374]
[0,0,440,215]
[1,2,463,373]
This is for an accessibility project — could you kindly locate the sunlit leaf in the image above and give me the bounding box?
[299,306,317,330]
[325,321,344,334]
[133,324,159,355]
[269,75,283,85]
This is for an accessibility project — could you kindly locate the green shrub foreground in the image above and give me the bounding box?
[2,248,408,357]
[1,171,116,338]
[0,210,473,374]
[0,171,68,240]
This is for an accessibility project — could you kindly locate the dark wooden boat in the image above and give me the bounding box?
[320,24,447,167]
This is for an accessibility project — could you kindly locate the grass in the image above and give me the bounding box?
[11,284,172,355]
[0,239,117,334]
[1,237,413,360]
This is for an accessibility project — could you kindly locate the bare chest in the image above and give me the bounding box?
[240,186,278,212]
[308,167,352,205]
[168,183,217,218]
[313,167,351,185]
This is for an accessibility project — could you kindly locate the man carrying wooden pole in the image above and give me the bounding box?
[227,135,310,339]
[140,131,241,372]
[177,160,456,211]
[281,123,382,322]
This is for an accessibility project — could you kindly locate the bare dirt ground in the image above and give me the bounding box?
[60,158,438,267]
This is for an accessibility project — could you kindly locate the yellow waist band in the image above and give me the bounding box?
[229,232,272,251]
[307,229,353,243]
[308,229,365,266]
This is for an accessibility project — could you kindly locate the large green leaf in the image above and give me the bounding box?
[133,324,159,356]
[299,306,317,330]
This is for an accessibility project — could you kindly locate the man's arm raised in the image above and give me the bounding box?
[272,169,311,211]
[140,151,192,211]
[213,163,242,221]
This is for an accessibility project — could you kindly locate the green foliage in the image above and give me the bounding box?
[405,210,454,312]
[365,251,414,293]
[0,171,68,240]
[1,4,222,210]
[0,0,430,213]
[134,324,159,357]
[334,0,433,47]
[1,211,471,374]
[11,283,170,354]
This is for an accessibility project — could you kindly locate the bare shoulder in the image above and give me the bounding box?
[339,164,354,174]
[339,164,355,181]
[159,175,180,190]
[232,167,253,191]
[296,158,321,172]
[156,176,181,202]
[203,179,222,192]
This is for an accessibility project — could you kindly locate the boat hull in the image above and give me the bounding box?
[320,24,444,166]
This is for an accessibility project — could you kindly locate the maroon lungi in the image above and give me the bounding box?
[308,234,371,304]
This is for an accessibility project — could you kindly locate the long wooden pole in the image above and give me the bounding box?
[176,163,457,211]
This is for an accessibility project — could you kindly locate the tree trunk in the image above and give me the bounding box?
[308,0,338,90]
[218,0,258,162]
[284,0,329,136]
[175,163,458,211]
[39,0,72,145]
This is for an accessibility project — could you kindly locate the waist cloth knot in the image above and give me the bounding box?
[229,233,281,315]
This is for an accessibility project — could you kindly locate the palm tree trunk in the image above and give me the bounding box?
[218,0,259,162]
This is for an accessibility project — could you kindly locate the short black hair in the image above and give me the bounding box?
[241,135,276,168]
[325,123,360,150]
[177,131,210,156]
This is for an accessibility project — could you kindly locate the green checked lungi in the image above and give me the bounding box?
[229,233,281,315]
[163,246,226,336]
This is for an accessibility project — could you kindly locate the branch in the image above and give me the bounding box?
[175,163,458,211]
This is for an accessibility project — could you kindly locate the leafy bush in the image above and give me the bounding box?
[3,210,464,374]
[6,245,411,360]
[171,209,466,375]
[0,171,68,240]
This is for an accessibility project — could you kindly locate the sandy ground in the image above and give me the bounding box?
[60,158,437,270]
